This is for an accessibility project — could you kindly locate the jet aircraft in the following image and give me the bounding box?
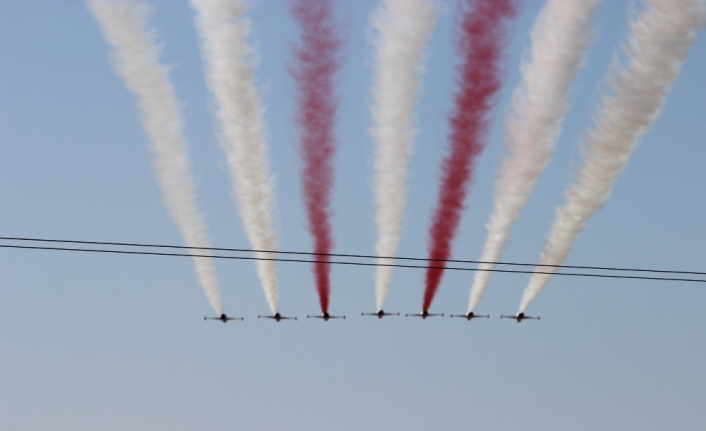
[450,312,489,320]
[258,312,297,322]
[307,312,345,321]
[361,310,400,318]
[500,312,540,322]
[405,310,444,319]
[204,314,244,323]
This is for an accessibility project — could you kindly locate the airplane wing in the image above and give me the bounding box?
[363,311,400,316]
[450,314,488,319]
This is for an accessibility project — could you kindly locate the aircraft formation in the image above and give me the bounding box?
[206,311,538,323]
[89,0,705,325]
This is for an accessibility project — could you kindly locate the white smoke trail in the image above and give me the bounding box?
[467,0,602,313]
[370,0,436,312]
[190,0,279,313]
[519,0,706,313]
[88,0,223,314]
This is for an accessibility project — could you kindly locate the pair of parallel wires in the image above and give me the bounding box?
[1,236,705,284]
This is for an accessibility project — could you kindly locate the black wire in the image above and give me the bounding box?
[0,235,704,277]
[2,243,705,284]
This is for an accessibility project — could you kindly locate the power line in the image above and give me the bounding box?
[1,235,704,277]
[2,243,706,284]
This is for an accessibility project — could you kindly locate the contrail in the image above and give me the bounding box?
[88,0,222,314]
[519,0,706,313]
[190,0,280,314]
[422,0,518,312]
[369,0,436,312]
[289,0,342,314]
[467,0,603,313]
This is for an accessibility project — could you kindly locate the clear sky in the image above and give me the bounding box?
[1,1,705,430]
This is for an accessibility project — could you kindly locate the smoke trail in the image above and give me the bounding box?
[190,0,279,314]
[88,0,222,314]
[467,0,603,313]
[289,0,342,314]
[422,0,518,312]
[370,0,436,312]
[519,0,706,313]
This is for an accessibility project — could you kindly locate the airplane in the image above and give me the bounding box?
[361,310,400,318]
[405,310,444,319]
[204,313,244,323]
[449,311,489,320]
[307,312,345,321]
[258,312,297,322]
[499,312,540,322]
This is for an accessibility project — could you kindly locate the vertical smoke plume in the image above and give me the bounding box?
[290,0,342,314]
[422,0,518,312]
[191,0,280,314]
[88,0,222,314]
[370,0,436,312]
[467,0,602,313]
[519,0,706,313]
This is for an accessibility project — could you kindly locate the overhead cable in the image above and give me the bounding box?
[1,235,704,277]
[2,243,705,284]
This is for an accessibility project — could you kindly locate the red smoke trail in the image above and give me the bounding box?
[290,0,341,314]
[422,0,518,312]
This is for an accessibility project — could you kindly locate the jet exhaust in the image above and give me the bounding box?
[422,0,519,312]
[88,0,223,314]
[467,0,603,313]
[190,0,280,314]
[289,0,342,314]
[370,0,436,313]
[518,0,706,313]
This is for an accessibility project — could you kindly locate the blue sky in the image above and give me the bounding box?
[1,1,705,430]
